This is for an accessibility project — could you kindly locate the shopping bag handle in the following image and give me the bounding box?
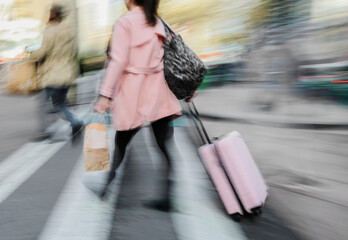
[83,101,111,125]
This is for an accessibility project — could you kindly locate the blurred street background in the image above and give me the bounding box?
[1,0,348,240]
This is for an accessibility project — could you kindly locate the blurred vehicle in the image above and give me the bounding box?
[79,56,108,74]
[295,60,348,104]
[199,61,245,90]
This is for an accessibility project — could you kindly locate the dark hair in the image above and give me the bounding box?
[134,0,159,26]
[50,5,64,21]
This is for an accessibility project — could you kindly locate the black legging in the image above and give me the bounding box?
[105,116,174,196]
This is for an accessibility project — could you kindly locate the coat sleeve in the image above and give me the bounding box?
[99,19,131,99]
[29,27,55,61]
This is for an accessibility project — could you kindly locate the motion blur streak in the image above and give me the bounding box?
[0,1,348,240]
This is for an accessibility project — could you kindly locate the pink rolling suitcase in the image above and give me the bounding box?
[188,102,268,221]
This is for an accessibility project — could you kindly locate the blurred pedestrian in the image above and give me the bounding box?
[28,5,84,141]
[94,0,194,211]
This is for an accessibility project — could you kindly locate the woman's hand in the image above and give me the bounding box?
[185,92,198,103]
[94,96,112,113]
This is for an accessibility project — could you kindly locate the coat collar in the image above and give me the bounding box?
[130,6,144,14]
[127,6,166,43]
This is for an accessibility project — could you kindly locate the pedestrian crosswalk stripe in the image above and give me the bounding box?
[0,140,65,204]
[1,121,247,240]
[38,129,122,240]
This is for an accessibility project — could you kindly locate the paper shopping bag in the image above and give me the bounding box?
[3,61,39,94]
[83,123,110,171]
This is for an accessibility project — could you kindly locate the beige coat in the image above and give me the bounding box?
[29,20,79,88]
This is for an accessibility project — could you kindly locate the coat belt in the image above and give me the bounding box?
[125,62,164,75]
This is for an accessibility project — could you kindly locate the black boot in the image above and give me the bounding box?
[143,198,171,212]
[98,187,108,200]
[143,180,173,212]
[72,121,84,143]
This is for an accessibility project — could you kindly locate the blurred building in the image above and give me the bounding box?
[0,0,78,59]
[160,0,260,64]
[242,0,312,83]
[76,0,121,60]
[0,0,47,58]
[9,0,49,23]
[293,0,348,62]
[311,0,348,23]
[0,1,12,21]
[76,0,266,64]
[9,0,79,22]
[267,0,311,29]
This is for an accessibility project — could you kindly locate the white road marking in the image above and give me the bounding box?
[0,106,90,205]
[1,114,247,240]
[38,128,124,240]
[0,140,65,204]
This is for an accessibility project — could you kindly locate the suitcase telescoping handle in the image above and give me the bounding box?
[187,102,212,145]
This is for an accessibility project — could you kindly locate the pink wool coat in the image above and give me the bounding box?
[100,7,182,131]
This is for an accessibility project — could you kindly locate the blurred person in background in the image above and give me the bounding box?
[94,0,192,211]
[28,4,84,141]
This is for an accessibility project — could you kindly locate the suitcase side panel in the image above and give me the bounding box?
[215,132,268,213]
[198,144,243,215]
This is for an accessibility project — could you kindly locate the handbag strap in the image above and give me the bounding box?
[159,18,176,40]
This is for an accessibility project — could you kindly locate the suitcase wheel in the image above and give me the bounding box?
[251,207,262,216]
[231,213,242,222]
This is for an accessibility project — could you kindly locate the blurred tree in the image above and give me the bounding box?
[158,0,258,62]
[247,0,271,28]
[159,0,216,24]
[247,0,310,30]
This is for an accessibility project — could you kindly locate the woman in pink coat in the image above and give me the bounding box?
[95,0,190,210]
